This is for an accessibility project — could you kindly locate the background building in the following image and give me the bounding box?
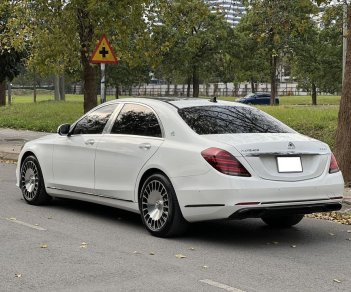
[205,0,246,27]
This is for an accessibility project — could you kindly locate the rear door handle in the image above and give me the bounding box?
[139,143,151,150]
[85,139,95,145]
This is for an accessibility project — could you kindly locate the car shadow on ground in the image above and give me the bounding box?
[39,198,342,249]
[48,197,143,228]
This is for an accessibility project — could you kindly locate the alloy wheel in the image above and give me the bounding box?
[21,160,39,201]
[141,179,169,231]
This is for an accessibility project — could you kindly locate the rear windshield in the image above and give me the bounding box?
[178,106,294,135]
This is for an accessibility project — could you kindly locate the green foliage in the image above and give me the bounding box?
[239,0,318,102]
[0,1,26,82]
[106,60,151,90]
[151,0,234,90]
[234,17,271,85]
[291,5,343,95]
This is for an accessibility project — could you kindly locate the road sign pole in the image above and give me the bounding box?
[101,63,106,104]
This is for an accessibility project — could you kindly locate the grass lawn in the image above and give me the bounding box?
[0,92,340,151]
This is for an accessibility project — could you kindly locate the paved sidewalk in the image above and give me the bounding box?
[0,127,350,205]
[0,128,49,160]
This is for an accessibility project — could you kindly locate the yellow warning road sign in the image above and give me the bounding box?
[90,34,118,64]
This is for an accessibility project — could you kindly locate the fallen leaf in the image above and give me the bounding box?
[175,254,186,259]
[202,265,208,269]
[149,252,155,255]
[40,244,48,249]
[81,242,87,245]
[333,279,341,283]
[188,247,195,251]
[329,233,335,236]
[15,274,21,278]
[80,245,87,248]
[291,245,297,248]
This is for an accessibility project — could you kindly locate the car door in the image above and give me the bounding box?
[94,103,164,201]
[51,104,118,194]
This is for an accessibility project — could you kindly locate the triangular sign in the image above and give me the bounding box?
[90,34,118,64]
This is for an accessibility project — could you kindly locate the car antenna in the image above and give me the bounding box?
[209,96,217,103]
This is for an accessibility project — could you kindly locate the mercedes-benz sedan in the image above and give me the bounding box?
[16,98,344,237]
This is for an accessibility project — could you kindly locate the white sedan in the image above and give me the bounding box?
[16,98,344,237]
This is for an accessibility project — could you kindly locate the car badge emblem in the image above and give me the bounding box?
[288,142,295,150]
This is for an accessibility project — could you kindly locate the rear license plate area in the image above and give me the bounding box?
[277,157,302,173]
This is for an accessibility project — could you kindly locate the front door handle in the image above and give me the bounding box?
[139,143,151,150]
[85,139,95,145]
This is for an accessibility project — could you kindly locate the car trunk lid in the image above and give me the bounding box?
[204,133,330,182]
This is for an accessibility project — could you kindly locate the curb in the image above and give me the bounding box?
[0,151,19,162]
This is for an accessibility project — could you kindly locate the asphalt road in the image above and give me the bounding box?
[1,163,350,292]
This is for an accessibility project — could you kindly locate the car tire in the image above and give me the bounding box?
[20,155,51,205]
[139,173,188,237]
[261,214,304,228]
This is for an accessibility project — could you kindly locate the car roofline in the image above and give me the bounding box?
[102,96,247,109]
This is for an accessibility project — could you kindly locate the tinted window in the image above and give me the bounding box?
[178,106,294,135]
[257,94,270,98]
[111,104,162,137]
[72,104,117,135]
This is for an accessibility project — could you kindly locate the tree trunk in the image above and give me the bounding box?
[250,78,255,93]
[213,83,219,96]
[311,82,317,106]
[166,80,170,96]
[77,7,97,113]
[335,6,351,185]
[207,83,210,96]
[270,54,277,105]
[115,84,119,99]
[186,77,191,97]
[0,81,5,106]
[54,75,60,101]
[192,66,199,97]
[234,83,239,97]
[33,71,37,103]
[59,75,65,101]
[7,81,11,105]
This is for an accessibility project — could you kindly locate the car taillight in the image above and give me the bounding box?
[201,148,251,177]
[329,153,340,174]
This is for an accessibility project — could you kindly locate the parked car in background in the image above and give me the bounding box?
[237,92,280,105]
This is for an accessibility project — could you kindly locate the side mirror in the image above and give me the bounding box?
[57,124,71,136]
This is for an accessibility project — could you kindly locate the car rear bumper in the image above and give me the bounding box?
[229,202,342,219]
[172,170,344,222]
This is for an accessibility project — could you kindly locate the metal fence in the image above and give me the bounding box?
[99,83,324,97]
[17,82,338,97]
